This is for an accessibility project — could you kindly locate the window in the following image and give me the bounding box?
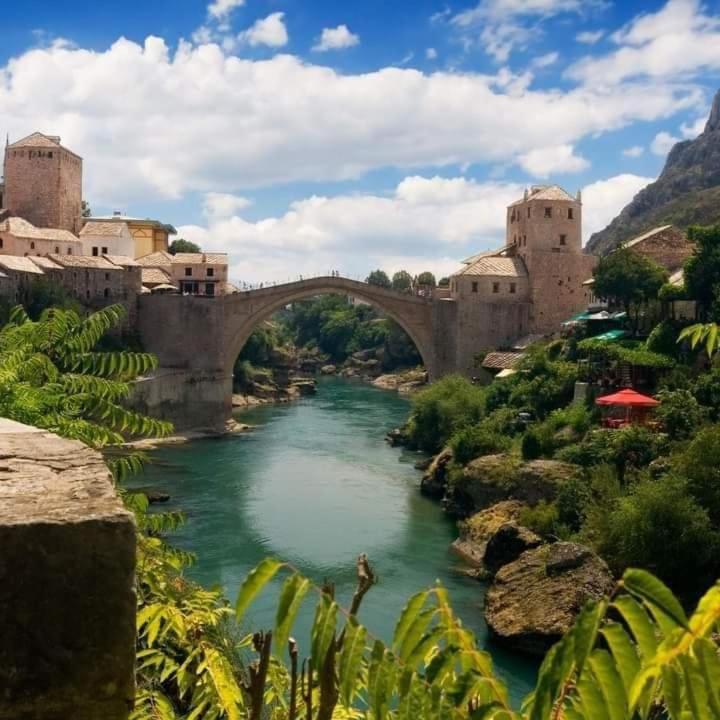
[67,248,72,254]
[86,290,90,299]
[471,281,478,293]
[492,282,500,293]
[101,247,108,255]
[0,239,3,249]
[544,207,552,218]
[205,283,215,296]
[568,208,574,220]
[55,246,59,254]
[207,268,214,277]
[510,283,516,294]
[92,247,99,256]
[551,247,561,253]
[185,267,192,277]
[527,207,531,218]
[559,234,567,246]
[30,242,35,250]
[103,288,109,298]
[48,151,52,158]
[523,235,527,246]
[104,273,110,280]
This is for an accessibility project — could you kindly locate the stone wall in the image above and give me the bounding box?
[0,419,135,720]
[627,226,694,272]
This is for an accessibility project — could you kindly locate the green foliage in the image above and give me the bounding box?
[521,429,543,460]
[391,270,413,293]
[577,338,675,369]
[645,319,682,358]
[236,321,288,367]
[416,271,436,287]
[654,389,706,439]
[438,276,450,287]
[365,269,391,288]
[679,322,720,358]
[684,224,720,318]
[407,374,486,452]
[169,238,202,254]
[675,426,720,527]
[519,501,560,538]
[18,278,83,320]
[596,475,720,596]
[692,367,720,420]
[449,424,511,465]
[593,248,668,312]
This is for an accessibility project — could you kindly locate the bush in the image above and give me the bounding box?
[692,367,720,420]
[556,429,616,467]
[450,425,511,465]
[555,475,592,534]
[646,319,682,357]
[519,501,560,538]
[655,389,706,439]
[675,426,720,526]
[612,425,665,484]
[597,475,719,597]
[521,429,543,460]
[407,375,486,452]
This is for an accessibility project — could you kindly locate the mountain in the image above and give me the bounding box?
[586,89,720,256]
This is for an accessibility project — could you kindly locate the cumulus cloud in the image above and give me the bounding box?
[581,173,654,242]
[680,115,707,138]
[651,130,679,156]
[568,0,720,85]
[312,25,360,52]
[532,51,559,68]
[207,0,245,21]
[426,47,438,60]
[622,145,644,157]
[0,36,699,207]
[239,12,288,48]
[203,192,252,218]
[517,144,589,177]
[576,29,604,44]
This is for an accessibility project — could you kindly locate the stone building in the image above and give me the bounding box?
[80,219,135,257]
[446,185,597,374]
[0,254,46,301]
[86,213,177,258]
[620,224,693,272]
[136,251,230,296]
[1,133,83,234]
[0,216,81,257]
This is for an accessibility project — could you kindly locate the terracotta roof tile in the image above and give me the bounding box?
[623,225,675,249]
[453,256,527,278]
[7,132,62,149]
[141,268,172,285]
[509,184,576,206]
[0,217,80,243]
[48,254,120,269]
[105,255,139,267]
[482,351,525,370]
[29,256,63,270]
[80,221,129,237]
[0,256,45,274]
[136,251,173,267]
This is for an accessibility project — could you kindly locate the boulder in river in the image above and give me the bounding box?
[420,447,453,499]
[320,364,337,375]
[448,455,578,516]
[484,542,614,656]
[482,523,543,576]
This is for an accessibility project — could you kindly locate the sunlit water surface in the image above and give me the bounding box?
[130,376,537,702]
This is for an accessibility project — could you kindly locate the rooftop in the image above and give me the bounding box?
[622,225,675,250]
[29,256,63,271]
[135,251,174,267]
[141,267,173,285]
[47,254,120,270]
[0,255,45,274]
[0,216,80,243]
[482,351,525,370]
[453,255,527,278]
[510,184,577,206]
[80,221,130,238]
[6,132,81,159]
[105,255,139,267]
[91,215,177,235]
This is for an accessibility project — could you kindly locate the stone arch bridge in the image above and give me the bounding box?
[135,276,458,430]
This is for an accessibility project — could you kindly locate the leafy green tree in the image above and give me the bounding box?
[450,423,511,464]
[438,276,450,287]
[81,199,91,218]
[684,224,720,319]
[169,238,201,254]
[593,248,668,328]
[391,270,413,293]
[679,322,720,358]
[655,389,706,439]
[676,425,720,526]
[693,366,720,419]
[365,269,391,288]
[416,271,436,287]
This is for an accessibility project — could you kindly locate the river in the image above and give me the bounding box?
[131,376,537,703]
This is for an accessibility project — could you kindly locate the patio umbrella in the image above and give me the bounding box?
[595,388,659,407]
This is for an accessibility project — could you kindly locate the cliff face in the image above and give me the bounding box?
[587,89,720,256]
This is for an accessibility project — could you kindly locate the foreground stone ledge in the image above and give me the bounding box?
[0,418,136,720]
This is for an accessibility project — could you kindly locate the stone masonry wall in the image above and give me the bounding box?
[0,418,136,719]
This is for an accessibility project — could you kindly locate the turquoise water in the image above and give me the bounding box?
[130,376,537,703]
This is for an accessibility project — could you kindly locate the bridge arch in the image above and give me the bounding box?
[222,276,435,378]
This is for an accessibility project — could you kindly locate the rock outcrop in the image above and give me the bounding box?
[483,522,544,576]
[447,455,577,517]
[485,542,614,656]
[587,88,720,255]
[420,447,453,498]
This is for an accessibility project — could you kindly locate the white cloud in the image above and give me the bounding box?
[651,130,679,156]
[208,0,245,21]
[576,29,604,44]
[203,192,252,218]
[532,51,559,68]
[239,12,288,48]
[581,173,654,242]
[179,176,525,283]
[450,0,606,61]
[568,0,720,85]
[517,144,589,177]
[622,145,644,157]
[312,25,360,52]
[0,35,700,206]
[680,115,706,138]
[426,47,438,60]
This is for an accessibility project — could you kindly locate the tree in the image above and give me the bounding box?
[365,269,391,288]
[593,248,667,329]
[438,276,450,287]
[678,322,720,358]
[391,270,413,293]
[684,224,720,319]
[81,200,91,218]
[416,271,436,287]
[169,238,201,254]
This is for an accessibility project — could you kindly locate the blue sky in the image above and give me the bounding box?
[2,0,720,282]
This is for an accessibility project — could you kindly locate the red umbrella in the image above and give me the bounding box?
[596,388,659,407]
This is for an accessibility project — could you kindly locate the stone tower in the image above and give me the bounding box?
[3,133,82,234]
[506,185,596,333]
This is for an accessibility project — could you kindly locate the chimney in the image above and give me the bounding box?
[523,188,528,201]
[576,190,582,203]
